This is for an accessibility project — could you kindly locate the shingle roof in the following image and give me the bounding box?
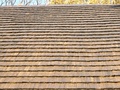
[0,5,120,89]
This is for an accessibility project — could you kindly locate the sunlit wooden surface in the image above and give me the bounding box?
[0,5,120,89]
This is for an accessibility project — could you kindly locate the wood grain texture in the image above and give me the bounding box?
[0,5,120,89]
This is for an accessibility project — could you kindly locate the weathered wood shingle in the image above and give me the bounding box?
[0,5,120,89]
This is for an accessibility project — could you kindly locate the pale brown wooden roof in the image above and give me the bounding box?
[0,5,120,89]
